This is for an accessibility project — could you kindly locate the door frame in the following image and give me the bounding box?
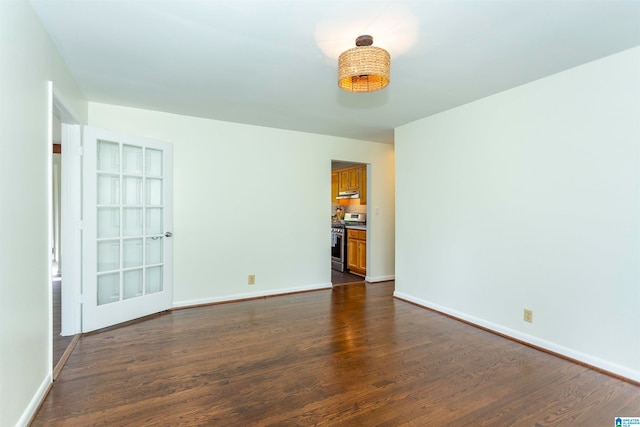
[330,159,370,280]
[53,90,83,337]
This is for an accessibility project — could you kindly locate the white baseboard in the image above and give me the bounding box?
[17,374,51,427]
[173,283,332,309]
[394,291,640,384]
[365,274,395,283]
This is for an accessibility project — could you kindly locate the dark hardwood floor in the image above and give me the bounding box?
[33,282,640,426]
[331,268,364,285]
[52,278,74,369]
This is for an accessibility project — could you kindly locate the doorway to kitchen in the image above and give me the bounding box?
[331,160,368,285]
[331,269,363,285]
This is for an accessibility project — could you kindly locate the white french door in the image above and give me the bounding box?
[82,126,173,332]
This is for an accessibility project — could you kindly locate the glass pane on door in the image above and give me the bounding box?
[97,240,119,272]
[146,208,163,235]
[123,238,143,268]
[97,175,119,205]
[123,269,143,300]
[123,145,143,174]
[146,266,163,294]
[123,208,143,236]
[146,238,163,265]
[123,176,142,205]
[145,178,163,205]
[97,140,120,173]
[146,149,163,177]
[97,273,120,305]
[97,207,120,238]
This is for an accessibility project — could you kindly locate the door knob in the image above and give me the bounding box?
[165,232,173,238]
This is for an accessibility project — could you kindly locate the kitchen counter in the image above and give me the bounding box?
[345,225,366,230]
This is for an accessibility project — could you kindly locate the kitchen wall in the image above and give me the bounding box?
[88,103,396,305]
[331,202,367,216]
[0,2,88,426]
[395,47,640,381]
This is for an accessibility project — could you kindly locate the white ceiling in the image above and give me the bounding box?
[30,0,640,144]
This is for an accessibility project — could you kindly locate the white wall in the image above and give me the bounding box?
[395,47,640,381]
[88,103,395,305]
[0,1,87,426]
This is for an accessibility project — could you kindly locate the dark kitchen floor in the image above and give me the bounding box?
[331,269,364,285]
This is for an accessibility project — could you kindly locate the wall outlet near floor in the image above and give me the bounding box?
[523,309,533,323]
[248,274,255,285]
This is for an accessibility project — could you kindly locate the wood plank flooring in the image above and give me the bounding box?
[331,269,364,285]
[52,278,74,370]
[32,282,640,426]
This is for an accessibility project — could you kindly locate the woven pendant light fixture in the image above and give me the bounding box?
[338,35,390,93]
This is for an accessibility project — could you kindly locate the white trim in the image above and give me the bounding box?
[16,373,51,427]
[173,283,332,309]
[393,291,640,383]
[53,88,83,336]
[365,274,395,282]
[60,124,82,335]
[46,81,54,383]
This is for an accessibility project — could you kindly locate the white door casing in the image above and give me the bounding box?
[60,123,82,336]
[82,126,173,332]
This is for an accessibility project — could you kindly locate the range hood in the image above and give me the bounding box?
[336,190,360,199]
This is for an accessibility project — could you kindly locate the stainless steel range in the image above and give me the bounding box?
[331,213,366,272]
[343,212,366,226]
[331,223,346,272]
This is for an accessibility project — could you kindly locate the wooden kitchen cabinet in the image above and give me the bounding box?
[336,165,367,204]
[359,165,367,204]
[347,167,360,191]
[338,166,360,192]
[331,171,339,205]
[347,229,366,276]
[338,168,351,192]
[357,240,366,273]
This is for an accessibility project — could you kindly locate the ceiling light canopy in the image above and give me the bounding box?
[338,35,390,93]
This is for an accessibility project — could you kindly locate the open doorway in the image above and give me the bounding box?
[51,113,74,373]
[50,95,83,379]
[331,160,368,286]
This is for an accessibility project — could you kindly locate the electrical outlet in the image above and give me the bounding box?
[524,309,533,323]
[248,275,255,285]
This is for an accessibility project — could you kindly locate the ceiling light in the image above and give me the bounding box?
[338,35,390,93]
